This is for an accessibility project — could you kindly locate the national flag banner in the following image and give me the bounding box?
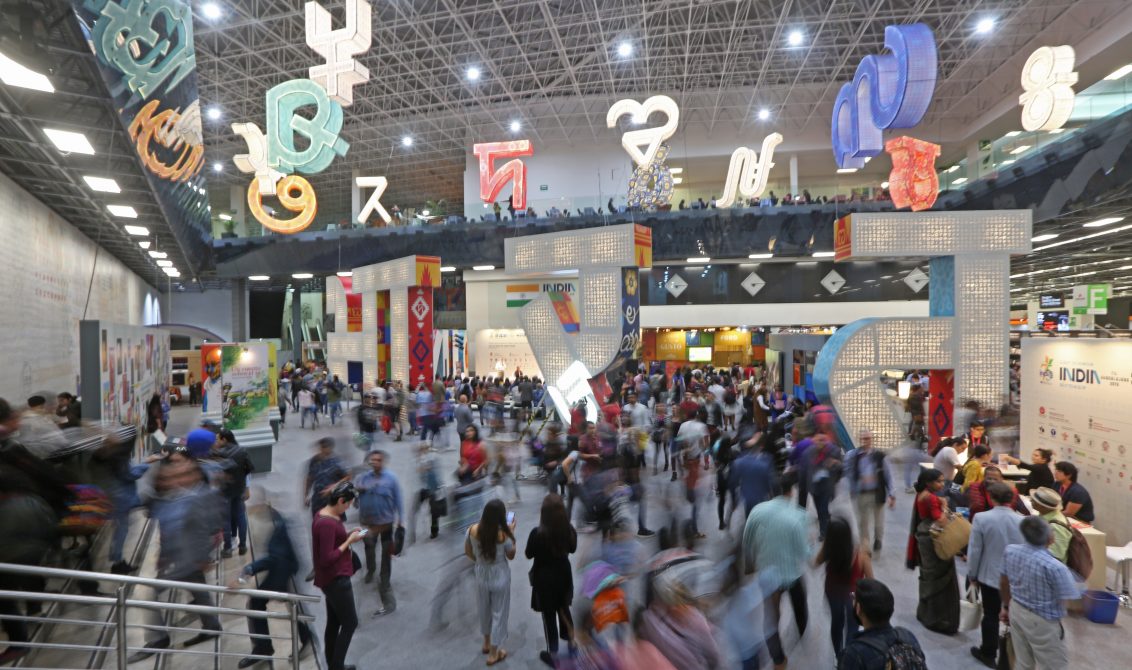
[548,291,580,333]
[506,283,540,308]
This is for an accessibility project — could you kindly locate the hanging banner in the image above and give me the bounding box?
[338,276,362,332]
[407,286,434,387]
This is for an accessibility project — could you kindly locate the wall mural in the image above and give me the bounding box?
[72,0,211,261]
[79,320,170,431]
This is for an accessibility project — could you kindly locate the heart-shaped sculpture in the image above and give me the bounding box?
[606,95,680,168]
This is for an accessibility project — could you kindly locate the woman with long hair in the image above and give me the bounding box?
[905,467,959,634]
[466,499,517,665]
[459,424,488,484]
[525,494,577,666]
[815,516,873,661]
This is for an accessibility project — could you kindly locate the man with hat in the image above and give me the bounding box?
[1029,487,1072,564]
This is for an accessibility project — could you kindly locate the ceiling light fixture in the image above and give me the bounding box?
[509,120,520,132]
[1005,131,1021,137]
[440,266,456,272]
[401,135,413,147]
[952,177,968,185]
[748,253,773,259]
[162,267,180,276]
[138,240,151,249]
[1009,145,1031,155]
[1032,223,1132,252]
[757,108,770,121]
[336,271,353,277]
[787,30,804,46]
[975,18,996,34]
[108,205,138,218]
[946,165,960,173]
[836,168,857,174]
[617,42,633,58]
[148,250,167,259]
[1082,216,1124,228]
[881,181,890,188]
[156,260,173,267]
[218,213,232,221]
[812,251,835,258]
[669,167,683,174]
[1031,233,1059,242]
[466,66,481,81]
[124,225,150,236]
[44,128,95,154]
[292,273,314,279]
[672,177,683,184]
[1104,64,1132,81]
[206,106,221,120]
[249,275,270,281]
[82,176,120,193]
[687,257,710,263]
[212,162,223,172]
[472,265,495,271]
[0,51,54,92]
[202,2,222,20]
[1048,128,1065,134]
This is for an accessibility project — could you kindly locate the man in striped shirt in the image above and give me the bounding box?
[1000,516,1081,670]
[742,470,811,670]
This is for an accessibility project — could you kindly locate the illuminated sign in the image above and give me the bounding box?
[473,140,533,210]
[717,133,782,208]
[1020,45,1077,132]
[884,136,940,211]
[831,23,937,169]
[607,95,680,168]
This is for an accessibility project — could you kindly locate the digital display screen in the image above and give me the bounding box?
[687,346,712,362]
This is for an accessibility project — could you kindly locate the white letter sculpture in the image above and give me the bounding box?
[1020,46,1077,132]
[815,211,1031,451]
[506,224,652,426]
[606,95,679,168]
[356,176,391,225]
[305,0,372,106]
[717,133,783,208]
[231,122,283,195]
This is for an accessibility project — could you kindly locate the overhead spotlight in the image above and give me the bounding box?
[975,18,995,34]
[466,66,481,81]
[401,136,413,147]
[202,2,222,20]
[212,162,224,172]
[787,30,804,46]
[880,181,890,188]
[617,41,633,58]
[0,51,54,92]
[757,108,770,121]
[509,120,521,133]
[206,106,221,120]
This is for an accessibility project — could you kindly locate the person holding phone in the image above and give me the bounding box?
[312,481,364,670]
[465,499,517,665]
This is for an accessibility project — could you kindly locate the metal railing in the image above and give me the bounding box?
[0,563,318,670]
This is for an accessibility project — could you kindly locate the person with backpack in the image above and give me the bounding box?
[1028,487,1093,580]
[845,429,895,553]
[808,433,842,542]
[967,483,1025,668]
[839,578,926,670]
[212,429,255,558]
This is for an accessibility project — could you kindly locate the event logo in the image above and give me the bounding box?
[831,23,937,169]
[1039,356,1055,383]
[1059,366,1100,384]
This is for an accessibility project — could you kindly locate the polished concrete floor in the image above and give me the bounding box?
[165,404,1130,670]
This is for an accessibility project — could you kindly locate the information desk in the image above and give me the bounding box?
[918,462,1027,479]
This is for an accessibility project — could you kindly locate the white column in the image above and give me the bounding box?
[351,169,362,226]
[789,154,799,197]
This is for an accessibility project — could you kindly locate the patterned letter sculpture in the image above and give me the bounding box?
[305,0,372,106]
[473,140,533,210]
[884,136,940,211]
[266,79,350,175]
[815,211,1031,451]
[91,0,197,99]
[232,122,284,195]
[1020,46,1077,132]
[717,133,783,208]
[505,224,652,426]
[127,99,204,181]
[831,24,937,169]
[607,95,680,168]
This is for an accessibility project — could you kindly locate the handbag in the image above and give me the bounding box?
[931,512,971,560]
[959,583,983,632]
[350,549,362,575]
[997,625,1016,669]
[393,526,406,555]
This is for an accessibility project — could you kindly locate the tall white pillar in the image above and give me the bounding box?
[351,169,362,226]
[789,154,799,197]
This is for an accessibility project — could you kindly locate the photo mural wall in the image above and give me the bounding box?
[79,321,170,430]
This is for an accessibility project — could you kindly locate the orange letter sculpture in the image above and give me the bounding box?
[472,140,533,210]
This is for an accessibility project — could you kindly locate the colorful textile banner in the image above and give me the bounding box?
[407,286,434,386]
[376,291,391,381]
[548,291,580,333]
[834,216,853,261]
[634,225,653,268]
[415,256,442,287]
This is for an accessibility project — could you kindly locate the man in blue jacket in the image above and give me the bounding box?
[355,450,404,614]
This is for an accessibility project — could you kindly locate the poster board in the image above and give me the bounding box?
[79,321,170,430]
[200,342,274,430]
[1021,338,1132,545]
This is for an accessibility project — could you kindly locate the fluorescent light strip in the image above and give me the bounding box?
[1032,223,1132,252]
[123,225,149,236]
[249,275,270,281]
[1104,64,1132,81]
[43,128,95,154]
[336,271,353,277]
[812,251,835,258]
[82,176,120,193]
[836,168,857,174]
[0,51,53,92]
[1009,145,1031,155]
[1082,216,1124,228]
[108,205,138,218]
[148,251,167,259]
[472,265,495,271]
[292,273,314,279]
[687,257,711,263]
[156,260,173,267]
[952,177,968,185]
[1031,233,1058,242]
[440,266,456,272]
[748,253,773,259]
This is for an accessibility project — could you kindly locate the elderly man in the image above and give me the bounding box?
[1001,517,1081,670]
[844,429,895,553]
[968,483,1024,668]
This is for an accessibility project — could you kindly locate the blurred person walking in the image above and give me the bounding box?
[1001,517,1082,670]
[313,482,364,670]
[729,431,775,518]
[967,483,1024,668]
[815,516,873,663]
[213,429,254,558]
[408,442,443,541]
[299,385,319,429]
[18,394,66,458]
[845,429,895,553]
[354,449,404,614]
[807,433,842,541]
[466,499,517,665]
[525,493,577,666]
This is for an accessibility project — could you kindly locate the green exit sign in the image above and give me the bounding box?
[539,184,548,191]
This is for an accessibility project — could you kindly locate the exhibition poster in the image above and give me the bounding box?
[200,343,273,430]
[1021,338,1132,546]
[80,321,170,431]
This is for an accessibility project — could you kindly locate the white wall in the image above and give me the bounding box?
[0,172,161,401]
[640,301,929,328]
[167,288,235,342]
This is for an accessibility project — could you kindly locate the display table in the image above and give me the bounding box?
[1020,496,1107,591]
[918,461,1026,479]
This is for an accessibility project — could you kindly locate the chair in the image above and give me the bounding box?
[1107,542,1132,594]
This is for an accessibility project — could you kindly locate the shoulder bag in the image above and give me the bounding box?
[931,512,971,560]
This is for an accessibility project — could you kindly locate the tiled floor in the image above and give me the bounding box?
[164,404,1130,669]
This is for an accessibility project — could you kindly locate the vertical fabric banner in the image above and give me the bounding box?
[928,369,954,445]
[338,276,362,332]
[376,291,391,381]
[407,286,434,387]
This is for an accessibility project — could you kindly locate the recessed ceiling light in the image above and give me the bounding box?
[138,240,151,249]
[812,251,835,258]
[1000,159,1015,166]
[249,275,270,281]
[44,128,95,154]
[336,271,353,277]
[1104,64,1132,81]
[218,213,232,221]
[202,2,222,20]
[401,136,413,147]
[1031,233,1059,242]
[82,176,120,193]
[108,205,138,218]
[162,267,180,276]
[748,253,773,259]
[148,250,167,259]
[687,257,711,263]
[509,120,521,132]
[952,177,968,185]
[212,162,224,172]
[0,51,54,92]
[206,106,221,120]
[1082,216,1124,228]
[156,260,173,267]
[757,108,771,121]
[1032,223,1132,251]
[472,265,496,271]
[441,266,456,272]
[975,18,996,34]
[292,273,314,279]
[1009,145,1031,155]
[946,165,960,173]
[466,66,481,81]
[669,167,683,174]
[836,168,857,174]
[617,42,633,58]
[124,225,149,236]
[1005,131,1021,137]
[672,177,683,184]
[788,30,804,47]
[1048,128,1065,134]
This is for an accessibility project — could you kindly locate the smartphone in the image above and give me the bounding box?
[357,528,369,537]
[506,511,515,526]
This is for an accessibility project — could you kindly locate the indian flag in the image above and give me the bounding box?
[506,284,540,307]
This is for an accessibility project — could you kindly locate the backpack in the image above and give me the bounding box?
[860,627,927,670]
[1049,518,1094,579]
